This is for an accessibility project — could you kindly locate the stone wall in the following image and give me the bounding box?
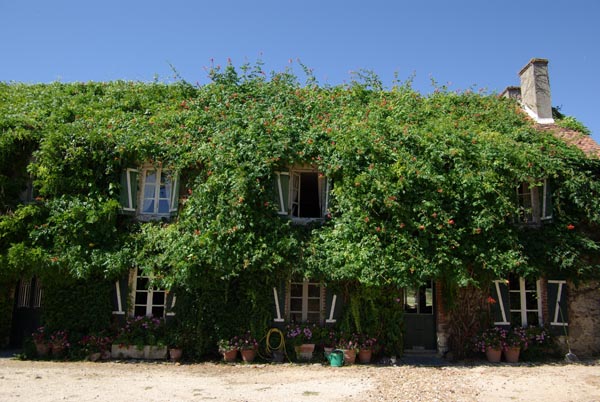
[568,280,600,356]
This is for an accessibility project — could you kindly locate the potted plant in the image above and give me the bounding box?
[238,331,258,363]
[504,326,528,363]
[49,330,70,358]
[322,328,338,358]
[474,326,504,363]
[336,332,359,365]
[357,334,377,364]
[79,332,113,361]
[112,316,167,359]
[218,337,239,362]
[286,323,316,360]
[31,326,50,357]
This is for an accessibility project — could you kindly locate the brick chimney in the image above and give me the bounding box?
[518,58,554,124]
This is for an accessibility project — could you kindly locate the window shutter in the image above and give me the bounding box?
[169,172,180,215]
[542,179,552,220]
[547,280,568,333]
[274,172,290,215]
[290,172,301,217]
[120,168,138,214]
[491,280,510,325]
[318,177,331,218]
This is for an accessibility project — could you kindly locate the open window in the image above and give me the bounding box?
[120,165,179,219]
[516,179,552,225]
[274,167,330,221]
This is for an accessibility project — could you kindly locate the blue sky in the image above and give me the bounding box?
[1,0,599,141]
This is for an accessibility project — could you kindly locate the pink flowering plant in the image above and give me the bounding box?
[115,316,166,348]
[31,326,48,344]
[238,331,258,350]
[50,330,70,349]
[336,331,360,351]
[218,336,239,352]
[358,334,378,350]
[79,332,113,354]
[473,326,504,352]
[505,326,529,349]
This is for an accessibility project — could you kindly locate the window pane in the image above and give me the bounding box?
[404,288,418,313]
[135,292,147,305]
[525,292,538,309]
[152,291,165,306]
[145,171,156,184]
[137,277,149,289]
[509,292,521,309]
[142,199,154,213]
[144,184,156,199]
[151,306,164,317]
[290,284,303,297]
[134,306,147,317]
[527,312,540,326]
[290,298,302,312]
[307,284,320,297]
[158,199,170,213]
[524,279,537,291]
[307,312,320,323]
[307,298,320,312]
[510,312,522,326]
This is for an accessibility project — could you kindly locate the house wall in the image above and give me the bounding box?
[435,282,449,356]
[568,280,600,356]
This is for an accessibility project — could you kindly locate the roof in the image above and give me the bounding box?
[534,123,600,158]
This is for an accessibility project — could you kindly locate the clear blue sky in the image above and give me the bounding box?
[2,0,599,142]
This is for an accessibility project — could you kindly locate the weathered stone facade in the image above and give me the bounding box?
[568,280,600,356]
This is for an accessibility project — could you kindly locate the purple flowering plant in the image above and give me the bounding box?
[286,323,315,346]
[79,332,113,354]
[473,326,504,352]
[505,326,529,349]
[31,326,48,344]
[50,330,70,349]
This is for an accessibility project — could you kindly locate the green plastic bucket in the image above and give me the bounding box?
[328,349,344,367]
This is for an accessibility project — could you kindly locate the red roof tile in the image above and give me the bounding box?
[534,123,600,158]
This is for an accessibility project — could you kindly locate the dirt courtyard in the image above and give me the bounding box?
[1,357,599,402]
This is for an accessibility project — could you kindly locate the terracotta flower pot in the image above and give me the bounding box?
[358,349,372,364]
[503,346,520,363]
[35,342,50,357]
[485,347,502,363]
[343,349,356,365]
[240,348,256,363]
[222,349,238,362]
[169,348,183,362]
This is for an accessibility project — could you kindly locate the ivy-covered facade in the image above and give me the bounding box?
[1,59,599,358]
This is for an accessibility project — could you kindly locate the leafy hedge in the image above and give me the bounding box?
[1,63,600,344]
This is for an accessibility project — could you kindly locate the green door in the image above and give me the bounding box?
[403,281,436,351]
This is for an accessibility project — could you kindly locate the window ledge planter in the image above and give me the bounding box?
[111,344,168,360]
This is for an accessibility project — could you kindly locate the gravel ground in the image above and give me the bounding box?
[1,356,599,402]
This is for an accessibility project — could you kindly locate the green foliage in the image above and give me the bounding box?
[2,64,600,351]
[40,275,113,336]
[555,116,591,135]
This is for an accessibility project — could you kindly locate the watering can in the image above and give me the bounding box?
[327,349,344,367]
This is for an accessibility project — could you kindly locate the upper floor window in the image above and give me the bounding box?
[274,167,330,222]
[120,165,179,220]
[516,179,551,225]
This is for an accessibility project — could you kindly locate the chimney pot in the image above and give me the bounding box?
[518,58,554,124]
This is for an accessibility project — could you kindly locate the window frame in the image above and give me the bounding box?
[286,279,325,323]
[274,167,330,222]
[493,276,543,326]
[516,179,551,225]
[130,269,167,318]
[403,281,434,315]
[121,164,179,220]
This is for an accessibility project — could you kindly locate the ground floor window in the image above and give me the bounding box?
[493,274,542,326]
[132,270,166,317]
[287,279,323,323]
[16,277,43,309]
